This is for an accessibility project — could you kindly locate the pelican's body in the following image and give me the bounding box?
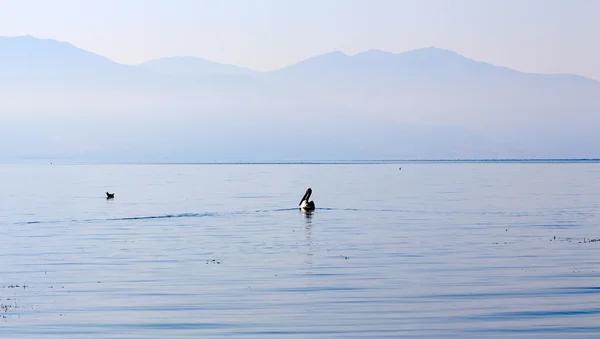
[106,192,115,199]
[299,188,315,211]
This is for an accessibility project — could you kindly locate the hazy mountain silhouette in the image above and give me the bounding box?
[1,35,599,162]
[0,35,155,85]
[267,47,598,84]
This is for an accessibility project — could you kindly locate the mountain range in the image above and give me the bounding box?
[1,35,599,162]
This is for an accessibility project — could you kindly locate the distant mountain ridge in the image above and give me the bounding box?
[139,46,599,84]
[1,35,599,162]
[1,35,598,84]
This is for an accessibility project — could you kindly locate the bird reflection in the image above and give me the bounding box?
[302,210,314,266]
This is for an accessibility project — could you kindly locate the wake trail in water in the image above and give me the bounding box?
[108,213,217,221]
[13,207,405,225]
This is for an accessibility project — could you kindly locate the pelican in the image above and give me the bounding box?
[106,192,115,199]
[299,188,315,211]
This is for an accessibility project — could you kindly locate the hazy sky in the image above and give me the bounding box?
[0,0,599,79]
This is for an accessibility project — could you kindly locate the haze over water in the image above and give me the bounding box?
[1,162,600,338]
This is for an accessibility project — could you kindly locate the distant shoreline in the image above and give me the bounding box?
[144,159,600,165]
[6,159,600,165]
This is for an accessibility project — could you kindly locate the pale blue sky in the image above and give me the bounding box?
[0,0,598,79]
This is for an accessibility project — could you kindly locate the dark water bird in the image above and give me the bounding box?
[299,188,315,211]
[106,192,115,199]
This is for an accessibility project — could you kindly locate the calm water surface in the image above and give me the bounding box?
[1,163,600,338]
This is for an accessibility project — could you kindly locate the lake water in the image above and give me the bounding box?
[1,163,600,338]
